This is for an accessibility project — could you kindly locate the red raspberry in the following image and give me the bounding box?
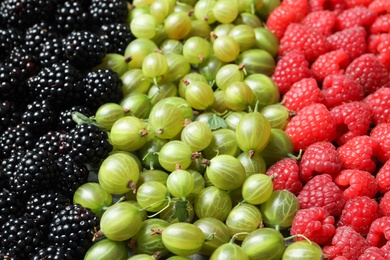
[265,5,296,41]
[311,50,350,82]
[370,123,390,164]
[380,191,390,216]
[322,226,369,260]
[366,216,390,248]
[337,135,379,173]
[271,51,312,94]
[327,26,367,61]
[309,0,346,15]
[337,196,382,235]
[334,169,379,200]
[290,207,336,245]
[285,103,336,151]
[299,141,342,182]
[358,247,389,260]
[321,74,364,109]
[364,87,390,125]
[334,257,349,260]
[265,158,303,195]
[282,77,324,112]
[335,6,378,31]
[279,23,330,63]
[330,101,372,146]
[344,0,374,8]
[370,14,390,34]
[368,0,390,14]
[367,33,390,71]
[376,160,390,194]
[297,174,346,217]
[300,10,337,36]
[345,54,390,95]
[282,0,310,22]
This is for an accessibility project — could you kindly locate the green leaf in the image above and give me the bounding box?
[207,114,228,130]
[171,200,190,222]
[72,111,107,131]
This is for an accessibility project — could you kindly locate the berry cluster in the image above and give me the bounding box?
[267,0,390,258]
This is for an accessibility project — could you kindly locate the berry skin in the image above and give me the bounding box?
[300,10,337,37]
[31,245,69,260]
[345,53,390,95]
[367,33,390,71]
[376,160,390,194]
[290,207,336,245]
[54,0,88,34]
[370,14,390,34]
[337,196,382,235]
[358,247,389,260]
[285,103,336,151]
[344,0,373,8]
[282,77,324,112]
[21,99,58,135]
[98,23,134,55]
[265,158,303,195]
[38,37,65,68]
[379,191,390,217]
[335,6,378,31]
[366,216,390,248]
[88,0,128,26]
[297,174,346,217]
[337,135,379,173]
[0,123,37,160]
[321,74,364,109]
[330,101,372,146]
[311,49,350,82]
[299,141,342,182]
[327,26,367,62]
[334,169,379,200]
[282,0,310,22]
[370,123,390,163]
[322,226,369,260]
[265,5,297,41]
[368,0,390,14]
[35,130,67,160]
[0,190,25,227]
[278,23,330,63]
[364,88,390,125]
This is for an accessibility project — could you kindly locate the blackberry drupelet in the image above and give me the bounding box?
[54,0,89,34]
[6,47,41,83]
[0,27,24,60]
[32,245,70,260]
[0,190,26,227]
[98,22,134,55]
[0,152,25,190]
[82,69,123,111]
[88,0,128,25]
[38,37,65,68]
[65,123,112,165]
[21,99,58,135]
[57,105,93,131]
[25,22,51,56]
[0,123,37,159]
[0,100,22,134]
[63,30,107,71]
[47,204,99,259]
[35,130,67,160]
[0,62,23,99]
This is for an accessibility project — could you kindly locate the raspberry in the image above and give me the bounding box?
[297,174,346,217]
[282,0,310,22]
[271,51,312,94]
[309,0,346,14]
[265,5,296,41]
[330,101,372,146]
[334,169,379,200]
[358,247,389,260]
[321,74,364,109]
[322,226,369,260]
[370,123,390,163]
[345,53,390,95]
[366,216,390,248]
[344,0,374,8]
[335,6,378,31]
[327,26,367,61]
[364,87,390,125]
[370,14,390,34]
[265,158,303,195]
[376,160,390,194]
[282,77,324,112]
[300,10,337,36]
[285,103,336,151]
[367,33,390,70]
[337,196,382,235]
[279,23,330,63]
[299,141,342,182]
[368,0,390,14]
[380,191,390,216]
[290,207,336,245]
[311,50,350,82]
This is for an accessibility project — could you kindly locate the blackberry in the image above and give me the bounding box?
[0,123,37,159]
[0,190,26,227]
[63,30,107,71]
[0,62,23,98]
[0,215,46,259]
[65,123,112,165]
[54,0,89,34]
[0,151,25,190]
[88,0,128,25]
[0,100,22,134]
[25,22,51,56]
[38,37,66,68]
[0,27,24,60]
[82,69,123,111]
[35,130,67,160]
[32,245,70,260]
[55,154,90,200]
[21,99,58,135]
[47,204,99,259]
[57,105,93,131]
[98,22,134,55]
[6,47,41,83]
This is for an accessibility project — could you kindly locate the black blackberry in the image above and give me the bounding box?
[88,0,128,25]
[0,62,23,99]
[0,123,37,160]
[65,123,112,165]
[63,30,107,71]
[0,27,24,60]
[55,154,90,200]
[0,100,22,134]
[25,22,51,56]
[38,37,66,68]
[0,151,25,190]
[0,190,26,227]
[57,105,93,131]
[35,130,68,160]
[21,99,58,135]
[6,47,41,83]
[82,69,123,111]
[98,22,134,55]
[32,245,70,260]
[54,0,89,34]
[27,62,83,106]
[0,215,46,259]
[47,204,99,259]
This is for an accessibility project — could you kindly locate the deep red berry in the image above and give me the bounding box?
[272,51,312,94]
[334,169,379,200]
[368,0,390,14]
[364,87,390,125]
[366,216,390,248]
[297,174,346,217]
[290,207,336,245]
[327,26,367,61]
[367,33,390,71]
[370,123,390,164]
[311,50,350,82]
[379,191,390,217]
[358,247,389,260]
[322,226,369,260]
[370,14,390,34]
[299,141,342,182]
[283,0,310,22]
[337,196,382,235]
[321,74,364,109]
[376,160,390,194]
[285,103,336,151]
[266,5,296,41]
[330,101,372,146]
[335,6,378,31]
[279,23,330,63]
[282,77,324,112]
[309,0,346,15]
[265,158,303,195]
[300,10,337,36]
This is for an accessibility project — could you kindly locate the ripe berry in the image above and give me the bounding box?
[364,87,390,125]
[327,26,367,61]
[300,10,337,36]
[308,0,346,15]
[376,160,390,194]
[370,123,390,163]
[358,247,389,260]
[335,6,378,30]
[370,14,390,34]
[368,0,390,14]
[334,169,379,200]
[379,191,390,217]
[311,50,350,82]
[265,5,296,40]
[366,216,390,248]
